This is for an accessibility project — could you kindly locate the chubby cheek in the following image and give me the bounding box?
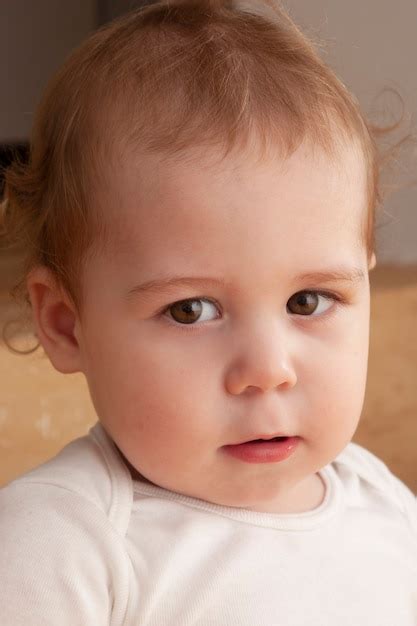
[88,336,217,475]
[122,379,212,484]
[300,318,369,450]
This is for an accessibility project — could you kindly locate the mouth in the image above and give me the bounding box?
[232,435,292,445]
[223,436,300,463]
[248,437,289,444]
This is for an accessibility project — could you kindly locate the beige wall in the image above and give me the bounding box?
[284,0,417,264]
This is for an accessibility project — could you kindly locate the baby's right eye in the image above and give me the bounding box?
[163,298,220,326]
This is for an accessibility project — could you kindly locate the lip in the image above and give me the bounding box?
[230,433,293,445]
[223,436,300,464]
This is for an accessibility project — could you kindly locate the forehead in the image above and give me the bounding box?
[94,138,368,275]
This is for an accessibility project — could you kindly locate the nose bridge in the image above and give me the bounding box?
[224,314,297,395]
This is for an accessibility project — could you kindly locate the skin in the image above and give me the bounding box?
[28,138,376,514]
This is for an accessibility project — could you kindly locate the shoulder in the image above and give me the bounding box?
[0,421,133,533]
[0,480,130,625]
[332,442,417,530]
[0,423,133,625]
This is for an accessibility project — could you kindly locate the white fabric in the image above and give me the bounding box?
[0,421,416,625]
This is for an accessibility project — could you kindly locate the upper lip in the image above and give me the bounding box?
[228,433,295,445]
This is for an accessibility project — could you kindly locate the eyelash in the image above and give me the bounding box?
[159,290,346,332]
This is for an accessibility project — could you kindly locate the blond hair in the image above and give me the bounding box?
[0,0,406,319]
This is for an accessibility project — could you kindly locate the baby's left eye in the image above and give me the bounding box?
[287,291,336,316]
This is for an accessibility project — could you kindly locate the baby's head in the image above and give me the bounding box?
[3,0,383,512]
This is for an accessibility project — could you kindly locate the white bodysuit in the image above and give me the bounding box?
[0,421,416,625]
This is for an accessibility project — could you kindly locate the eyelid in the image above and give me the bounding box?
[307,290,344,302]
[160,295,222,314]
[161,296,222,317]
[161,290,345,307]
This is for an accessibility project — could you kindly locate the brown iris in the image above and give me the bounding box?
[287,291,319,315]
[169,299,203,324]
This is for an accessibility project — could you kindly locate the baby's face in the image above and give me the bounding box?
[76,139,371,513]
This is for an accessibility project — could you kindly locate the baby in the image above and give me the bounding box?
[1,0,416,624]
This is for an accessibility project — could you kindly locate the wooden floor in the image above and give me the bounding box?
[0,265,416,492]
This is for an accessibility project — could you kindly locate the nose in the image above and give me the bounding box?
[224,322,297,395]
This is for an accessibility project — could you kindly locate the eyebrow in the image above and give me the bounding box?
[297,267,366,284]
[126,266,366,298]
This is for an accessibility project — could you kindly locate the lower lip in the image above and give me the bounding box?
[223,437,300,464]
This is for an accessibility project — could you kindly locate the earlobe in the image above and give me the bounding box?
[369,253,376,271]
[26,266,83,374]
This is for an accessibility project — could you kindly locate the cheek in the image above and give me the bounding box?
[89,333,216,445]
[115,361,216,480]
[301,316,369,433]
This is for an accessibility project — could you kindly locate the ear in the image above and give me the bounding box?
[26,266,83,374]
[368,252,376,271]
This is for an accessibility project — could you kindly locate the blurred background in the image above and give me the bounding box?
[0,0,416,491]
